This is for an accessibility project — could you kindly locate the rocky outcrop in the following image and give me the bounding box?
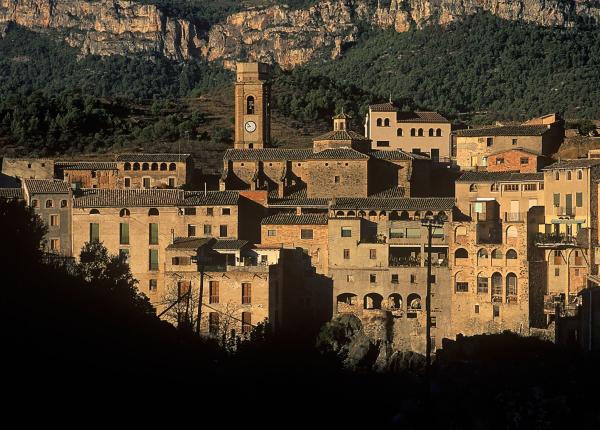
[1,0,599,69]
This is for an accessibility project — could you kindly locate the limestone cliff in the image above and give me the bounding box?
[1,0,599,69]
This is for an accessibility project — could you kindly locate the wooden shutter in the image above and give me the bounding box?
[242,283,251,304]
[90,223,99,242]
[120,223,129,245]
[149,249,159,271]
[149,223,159,244]
[209,281,219,304]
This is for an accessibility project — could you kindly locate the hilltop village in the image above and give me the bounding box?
[2,63,599,352]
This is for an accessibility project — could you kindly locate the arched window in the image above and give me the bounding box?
[347,211,356,217]
[364,293,383,310]
[169,163,176,171]
[491,183,499,192]
[477,248,489,259]
[246,96,255,114]
[410,128,416,136]
[368,210,377,217]
[418,128,424,137]
[89,209,100,215]
[160,163,167,171]
[148,208,159,216]
[455,271,469,292]
[389,211,400,220]
[336,210,345,217]
[407,293,421,310]
[506,225,518,238]
[491,272,503,301]
[142,163,149,171]
[400,211,410,220]
[413,211,421,220]
[469,184,478,192]
[477,272,488,294]
[437,211,447,220]
[577,170,583,180]
[31,199,38,208]
[120,208,130,217]
[45,200,53,208]
[436,128,442,137]
[506,249,518,260]
[151,163,158,171]
[491,249,503,259]
[60,200,68,208]
[424,211,434,219]
[428,128,434,137]
[358,210,366,217]
[567,171,572,180]
[455,225,467,239]
[506,273,517,301]
[388,294,402,310]
[133,163,140,171]
[455,248,469,259]
[383,118,390,127]
[124,162,131,171]
[376,118,382,127]
[554,171,559,180]
[337,293,358,309]
[397,128,403,137]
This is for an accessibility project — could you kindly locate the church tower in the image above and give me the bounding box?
[234,62,271,149]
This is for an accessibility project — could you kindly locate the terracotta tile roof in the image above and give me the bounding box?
[224,149,313,161]
[313,130,370,142]
[261,213,328,225]
[55,161,118,170]
[369,102,397,112]
[268,188,329,208]
[370,187,407,198]
[183,191,240,206]
[396,111,449,123]
[0,188,23,199]
[369,150,430,160]
[73,189,183,207]
[331,197,455,211]
[212,239,249,250]
[455,125,549,137]
[167,237,213,250]
[116,153,191,162]
[487,147,542,157]
[309,148,369,160]
[24,179,71,194]
[457,171,544,182]
[543,159,600,170]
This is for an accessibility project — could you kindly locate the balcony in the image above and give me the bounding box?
[389,256,421,267]
[535,232,578,248]
[504,212,526,222]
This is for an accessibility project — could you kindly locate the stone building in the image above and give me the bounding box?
[455,113,564,170]
[486,148,553,173]
[56,161,119,189]
[328,197,455,353]
[115,153,192,189]
[260,212,329,275]
[234,62,271,149]
[22,179,72,256]
[365,102,452,161]
[1,158,54,181]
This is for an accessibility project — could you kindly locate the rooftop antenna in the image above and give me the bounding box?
[204,182,207,196]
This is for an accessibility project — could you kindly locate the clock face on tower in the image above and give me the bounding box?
[245,121,257,133]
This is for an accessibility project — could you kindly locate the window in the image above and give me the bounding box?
[246,96,255,114]
[204,225,212,235]
[576,192,583,207]
[577,170,583,180]
[119,249,129,263]
[491,183,499,192]
[493,305,500,318]
[242,283,251,304]
[495,157,504,165]
[124,163,131,171]
[221,208,231,216]
[301,229,313,239]
[397,128,403,136]
[429,128,434,137]
[124,177,131,188]
[50,215,59,227]
[149,279,157,292]
[148,208,159,216]
[143,177,151,189]
[384,118,390,127]
[553,193,560,207]
[555,171,560,180]
[267,229,276,237]
[512,138,518,145]
[50,239,60,251]
[567,171,572,180]
[410,274,417,284]
[523,183,537,191]
[347,275,354,282]
[168,177,176,188]
[391,274,399,284]
[418,128,424,137]
[477,277,488,294]
[506,249,518,260]
[370,249,377,259]
[188,224,196,237]
[341,227,352,237]
[430,317,437,328]
[172,257,191,266]
[45,200,53,208]
[370,274,377,283]
[89,223,100,242]
[469,184,478,192]
[429,275,436,284]
[343,249,350,259]
[184,207,196,215]
[149,250,159,271]
[504,184,519,191]
[555,268,560,277]
[376,118,382,127]
[520,157,529,165]
[207,207,214,216]
[436,128,442,137]
[475,305,480,314]
[31,199,38,208]
[120,223,129,245]
[456,282,469,292]
[60,200,67,208]
[149,223,159,244]
[219,225,228,237]
[209,281,219,304]
[412,148,421,154]
[486,137,493,146]
[242,312,252,335]
[209,313,219,336]
[120,208,130,217]
[334,176,340,183]
[376,141,390,147]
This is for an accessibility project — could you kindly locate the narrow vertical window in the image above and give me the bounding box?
[120,223,129,245]
[242,312,252,334]
[149,249,159,271]
[209,281,219,304]
[90,223,99,242]
[242,283,251,304]
[149,223,159,244]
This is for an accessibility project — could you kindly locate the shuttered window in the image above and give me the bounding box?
[209,312,219,336]
[149,223,159,244]
[119,223,129,245]
[89,223,99,242]
[242,283,251,304]
[209,281,219,304]
[149,249,159,271]
[576,192,583,207]
[242,312,252,334]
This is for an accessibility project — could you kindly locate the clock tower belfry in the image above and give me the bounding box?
[234,62,271,149]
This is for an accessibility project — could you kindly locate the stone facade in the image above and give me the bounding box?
[115,154,192,189]
[2,158,54,180]
[486,148,552,173]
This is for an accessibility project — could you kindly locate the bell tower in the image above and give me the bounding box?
[234,62,271,149]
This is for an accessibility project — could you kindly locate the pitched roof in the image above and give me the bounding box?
[0,188,23,199]
[396,111,449,123]
[456,171,544,182]
[309,148,369,160]
[332,112,352,119]
[116,153,191,163]
[55,161,118,170]
[487,147,542,157]
[224,148,313,161]
[369,102,397,112]
[455,125,549,137]
[369,150,430,161]
[167,237,212,250]
[212,239,249,250]
[73,189,183,207]
[543,159,600,170]
[313,130,370,142]
[24,179,71,194]
[183,191,240,206]
[261,213,328,225]
[268,188,330,208]
[370,187,407,198]
[331,197,455,211]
